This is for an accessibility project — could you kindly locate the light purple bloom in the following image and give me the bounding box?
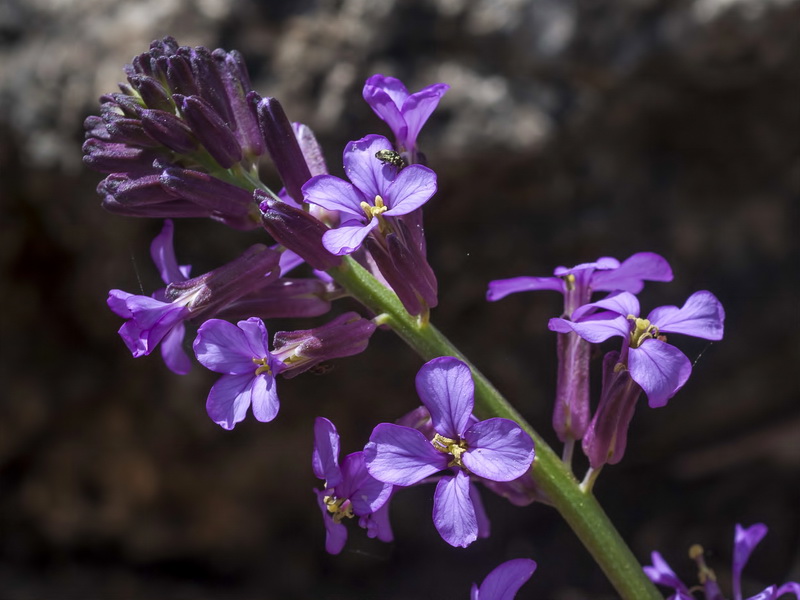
[193,317,284,429]
[364,357,534,547]
[312,417,393,554]
[362,74,449,155]
[645,523,800,600]
[550,290,725,407]
[471,558,537,600]
[107,220,192,374]
[488,252,672,442]
[302,134,437,255]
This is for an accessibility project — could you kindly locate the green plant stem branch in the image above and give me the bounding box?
[329,256,663,600]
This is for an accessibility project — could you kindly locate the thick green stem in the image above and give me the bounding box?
[329,256,663,600]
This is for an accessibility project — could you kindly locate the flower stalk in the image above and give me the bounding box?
[328,255,663,600]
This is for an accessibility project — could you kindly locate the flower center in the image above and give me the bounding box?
[627,316,659,348]
[432,433,469,468]
[252,356,272,376]
[323,495,354,524]
[360,195,388,221]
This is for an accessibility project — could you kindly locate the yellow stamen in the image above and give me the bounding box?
[563,273,576,291]
[360,195,388,220]
[323,495,354,524]
[252,357,272,376]
[628,316,659,348]
[432,433,469,468]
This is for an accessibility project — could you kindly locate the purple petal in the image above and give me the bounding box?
[160,321,191,374]
[776,582,800,598]
[278,249,305,276]
[360,500,394,543]
[342,134,394,200]
[548,314,630,343]
[554,257,620,276]
[647,291,725,341]
[463,418,535,482]
[733,523,768,600]
[382,164,437,215]
[193,319,256,374]
[415,357,474,438]
[591,252,673,293]
[111,293,189,357]
[302,174,366,218]
[205,373,257,429]
[314,489,348,555]
[150,219,191,284]
[312,417,342,486]
[362,76,409,141]
[364,423,447,486]
[629,339,692,408]
[322,219,377,256]
[475,558,537,600]
[572,291,641,321]
[433,471,477,548]
[339,452,392,515]
[486,276,564,301]
[644,551,691,595]
[249,371,280,423]
[236,317,272,359]
[400,83,449,149]
[746,587,777,600]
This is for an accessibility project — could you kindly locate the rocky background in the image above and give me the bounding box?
[1,0,799,598]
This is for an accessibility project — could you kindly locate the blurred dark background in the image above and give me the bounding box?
[1,0,798,598]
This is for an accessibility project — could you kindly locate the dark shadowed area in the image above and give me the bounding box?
[1,0,798,598]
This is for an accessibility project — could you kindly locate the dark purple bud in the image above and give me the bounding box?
[256,191,340,271]
[98,174,172,206]
[103,114,158,147]
[253,95,312,204]
[141,109,198,153]
[106,93,144,118]
[129,75,174,112]
[189,46,233,125]
[160,167,256,219]
[212,50,264,158]
[166,244,281,318]
[482,470,548,507]
[395,406,436,439]
[581,351,642,469]
[102,197,213,219]
[150,36,179,58]
[84,116,112,141]
[82,139,161,175]
[130,52,154,78]
[272,312,377,378]
[553,330,591,442]
[174,94,242,168]
[165,55,199,97]
[216,278,332,321]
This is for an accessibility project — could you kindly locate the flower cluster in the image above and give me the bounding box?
[88,36,797,600]
[489,254,725,472]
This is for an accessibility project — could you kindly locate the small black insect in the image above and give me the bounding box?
[375,149,406,169]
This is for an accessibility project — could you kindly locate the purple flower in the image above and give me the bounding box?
[107,220,192,374]
[471,558,537,600]
[364,357,534,547]
[193,317,284,429]
[302,134,437,255]
[487,252,673,311]
[550,290,724,407]
[362,74,449,156]
[644,523,800,600]
[488,252,672,442]
[312,417,393,554]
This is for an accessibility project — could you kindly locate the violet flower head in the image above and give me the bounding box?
[471,558,537,600]
[312,417,393,555]
[487,252,673,313]
[364,357,534,547]
[644,523,800,600]
[550,290,725,407]
[302,134,437,255]
[362,74,449,157]
[193,317,284,429]
[107,219,193,374]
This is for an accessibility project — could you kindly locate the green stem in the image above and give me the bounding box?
[329,256,663,600]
